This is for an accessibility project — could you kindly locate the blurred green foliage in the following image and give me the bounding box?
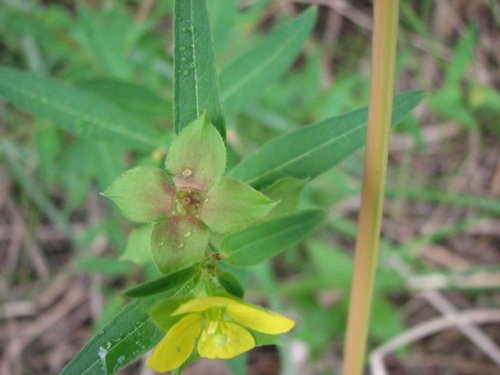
[1,1,498,373]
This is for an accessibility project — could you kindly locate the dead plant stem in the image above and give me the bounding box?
[342,1,400,374]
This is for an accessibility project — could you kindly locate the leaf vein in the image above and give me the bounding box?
[243,123,363,185]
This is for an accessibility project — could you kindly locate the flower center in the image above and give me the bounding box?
[202,316,230,347]
[173,189,203,216]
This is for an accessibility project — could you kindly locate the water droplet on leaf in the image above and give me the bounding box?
[180,168,193,179]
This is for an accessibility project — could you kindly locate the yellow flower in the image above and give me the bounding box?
[146,296,295,373]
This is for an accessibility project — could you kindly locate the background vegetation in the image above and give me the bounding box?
[1,0,499,374]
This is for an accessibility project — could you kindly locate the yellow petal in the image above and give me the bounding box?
[172,296,235,315]
[227,302,295,334]
[146,313,201,372]
[197,321,255,359]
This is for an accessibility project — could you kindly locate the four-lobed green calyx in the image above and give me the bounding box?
[103,114,276,274]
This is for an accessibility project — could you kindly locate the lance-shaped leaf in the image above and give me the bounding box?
[0,67,161,151]
[217,271,245,298]
[200,177,276,233]
[166,115,226,191]
[221,209,325,266]
[151,217,208,274]
[103,167,175,223]
[60,297,163,375]
[124,266,200,298]
[77,79,170,123]
[228,91,425,189]
[174,0,225,138]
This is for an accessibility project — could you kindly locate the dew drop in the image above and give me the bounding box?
[98,346,109,374]
[180,168,193,179]
[179,46,186,51]
[181,57,188,63]
[184,231,191,237]
[182,69,190,76]
[178,243,184,249]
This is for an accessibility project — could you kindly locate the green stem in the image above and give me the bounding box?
[342,1,400,374]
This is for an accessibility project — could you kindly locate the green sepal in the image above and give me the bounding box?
[166,114,226,191]
[103,167,175,223]
[201,176,277,233]
[252,331,283,347]
[148,298,189,332]
[124,265,201,298]
[217,271,244,298]
[151,216,208,274]
[120,224,154,265]
[263,177,307,218]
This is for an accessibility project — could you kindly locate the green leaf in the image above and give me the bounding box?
[77,79,170,123]
[208,0,237,56]
[151,217,208,274]
[307,241,353,290]
[217,271,245,298]
[166,115,226,191]
[1,142,71,235]
[0,67,161,151]
[221,209,325,266]
[121,224,154,265]
[148,298,188,332]
[76,256,132,276]
[77,5,133,80]
[227,355,247,375]
[252,331,282,347]
[201,177,276,233]
[220,7,317,112]
[124,266,200,298]
[60,296,164,375]
[103,167,175,223]
[370,297,405,343]
[262,177,306,218]
[228,91,425,189]
[173,0,225,138]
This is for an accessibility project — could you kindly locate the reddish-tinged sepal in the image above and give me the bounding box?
[151,216,208,274]
[201,177,277,233]
[166,114,226,191]
[103,167,175,223]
